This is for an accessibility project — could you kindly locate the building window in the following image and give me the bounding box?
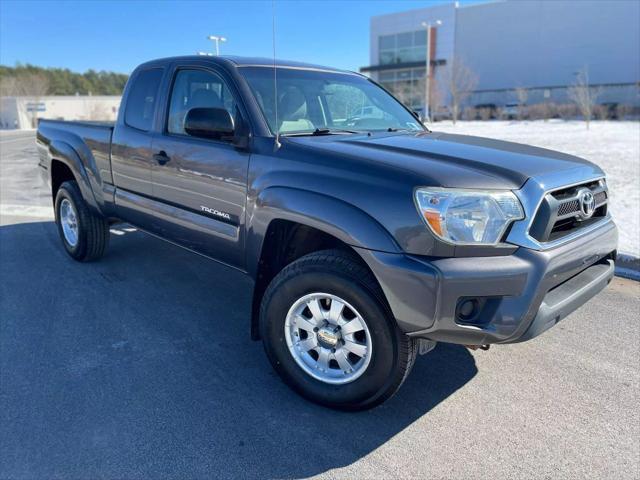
[379,34,395,50]
[376,68,427,110]
[414,30,427,46]
[378,31,428,65]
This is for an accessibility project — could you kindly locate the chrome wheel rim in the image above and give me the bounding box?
[284,293,372,385]
[59,198,79,247]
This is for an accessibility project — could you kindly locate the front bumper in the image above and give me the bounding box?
[355,218,618,345]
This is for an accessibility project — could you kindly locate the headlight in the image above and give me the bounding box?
[415,188,524,245]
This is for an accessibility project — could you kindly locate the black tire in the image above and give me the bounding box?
[54,180,109,262]
[260,249,417,411]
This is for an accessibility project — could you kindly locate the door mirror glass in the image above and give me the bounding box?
[184,107,234,140]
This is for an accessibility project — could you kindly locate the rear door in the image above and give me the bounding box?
[148,66,250,269]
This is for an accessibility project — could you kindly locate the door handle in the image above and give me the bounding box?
[153,151,171,165]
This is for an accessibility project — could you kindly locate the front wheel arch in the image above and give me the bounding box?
[249,220,390,341]
[246,187,401,276]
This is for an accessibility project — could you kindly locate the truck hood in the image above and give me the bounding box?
[286,131,603,189]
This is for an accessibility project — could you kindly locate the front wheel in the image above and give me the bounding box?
[260,249,417,411]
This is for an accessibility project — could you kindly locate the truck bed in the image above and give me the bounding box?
[37,119,114,185]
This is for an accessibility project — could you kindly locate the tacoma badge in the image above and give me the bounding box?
[200,206,231,221]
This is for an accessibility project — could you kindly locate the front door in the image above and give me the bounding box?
[148,67,250,270]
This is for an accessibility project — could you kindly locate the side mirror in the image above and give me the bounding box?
[184,107,234,140]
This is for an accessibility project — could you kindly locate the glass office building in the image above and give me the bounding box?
[361,1,640,112]
[378,30,428,66]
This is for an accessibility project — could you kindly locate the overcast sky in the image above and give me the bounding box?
[0,0,482,74]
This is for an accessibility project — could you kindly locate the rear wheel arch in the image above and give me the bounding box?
[50,159,76,201]
[48,140,100,212]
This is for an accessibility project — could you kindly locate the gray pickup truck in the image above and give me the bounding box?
[37,56,617,410]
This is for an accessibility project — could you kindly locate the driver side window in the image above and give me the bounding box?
[167,69,237,135]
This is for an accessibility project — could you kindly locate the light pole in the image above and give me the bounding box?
[207,35,227,56]
[421,20,441,123]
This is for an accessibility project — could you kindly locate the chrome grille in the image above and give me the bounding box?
[529,179,608,243]
[557,199,580,216]
[594,191,607,204]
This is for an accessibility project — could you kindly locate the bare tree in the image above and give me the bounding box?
[18,74,50,128]
[514,87,528,120]
[528,102,557,121]
[429,76,447,122]
[390,81,413,108]
[0,73,49,127]
[0,76,21,96]
[567,68,601,129]
[4,73,50,97]
[391,77,425,115]
[444,58,478,125]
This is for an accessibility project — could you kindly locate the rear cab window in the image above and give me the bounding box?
[124,68,164,131]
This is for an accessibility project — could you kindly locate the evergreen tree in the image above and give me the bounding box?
[0,64,128,95]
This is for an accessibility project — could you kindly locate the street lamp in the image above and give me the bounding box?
[421,20,442,123]
[207,35,227,56]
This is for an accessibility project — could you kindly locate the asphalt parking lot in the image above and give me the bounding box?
[1,130,639,479]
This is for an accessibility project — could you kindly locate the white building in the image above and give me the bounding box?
[362,0,640,114]
[0,95,121,129]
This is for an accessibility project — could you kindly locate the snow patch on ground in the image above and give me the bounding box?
[432,120,640,256]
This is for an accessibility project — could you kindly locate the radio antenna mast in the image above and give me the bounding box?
[272,0,281,149]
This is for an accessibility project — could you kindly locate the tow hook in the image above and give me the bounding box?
[465,344,490,351]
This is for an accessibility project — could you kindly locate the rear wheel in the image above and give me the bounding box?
[260,249,417,410]
[54,180,109,262]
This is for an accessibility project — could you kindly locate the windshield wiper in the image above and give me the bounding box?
[282,128,359,137]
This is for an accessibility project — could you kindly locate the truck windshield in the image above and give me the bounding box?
[239,66,425,136]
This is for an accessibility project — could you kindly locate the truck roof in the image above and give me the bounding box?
[136,55,353,74]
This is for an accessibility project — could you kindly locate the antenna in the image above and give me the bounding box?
[272,0,281,149]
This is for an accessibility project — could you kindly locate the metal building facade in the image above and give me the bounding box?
[362,0,640,112]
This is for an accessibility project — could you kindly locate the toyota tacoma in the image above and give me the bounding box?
[37,56,617,410]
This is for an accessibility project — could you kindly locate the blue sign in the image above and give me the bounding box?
[26,102,46,112]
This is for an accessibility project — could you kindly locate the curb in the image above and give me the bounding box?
[615,254,640,281]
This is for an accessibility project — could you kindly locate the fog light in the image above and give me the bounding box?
[456,298,480,323]
[456,296,501,326]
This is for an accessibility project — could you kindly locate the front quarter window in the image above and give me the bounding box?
[238,66,424,135]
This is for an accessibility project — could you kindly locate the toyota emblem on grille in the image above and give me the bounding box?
[578,189,596,220]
